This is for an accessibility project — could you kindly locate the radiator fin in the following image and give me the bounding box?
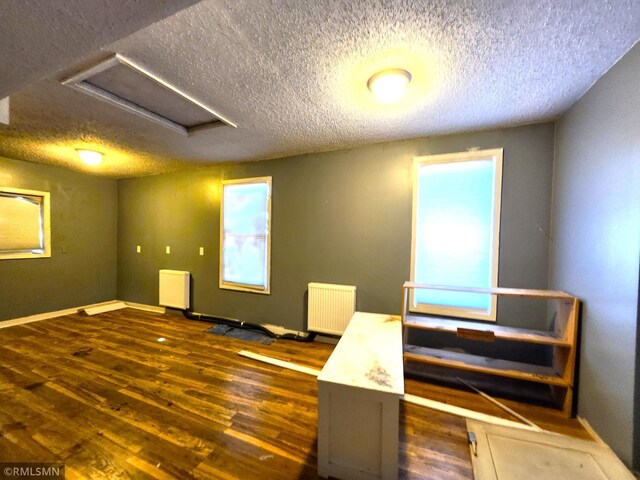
[308,282,356,335]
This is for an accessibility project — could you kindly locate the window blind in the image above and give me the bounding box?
[0,193,43,252]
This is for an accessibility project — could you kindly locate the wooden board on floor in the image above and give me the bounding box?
[403,394,540,432]
[238,350,322,376]
[83,301,127,316]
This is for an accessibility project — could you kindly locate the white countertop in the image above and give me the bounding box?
[317,311,404,395]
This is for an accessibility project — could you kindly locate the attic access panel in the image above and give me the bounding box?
[61,54,236,136]
[466,419,635,480]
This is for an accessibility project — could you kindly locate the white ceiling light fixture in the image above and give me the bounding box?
[61,54,236,136]
[76,149,103,166]
[367,68,412,104]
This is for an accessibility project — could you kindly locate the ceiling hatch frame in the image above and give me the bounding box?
[61,53,236,136]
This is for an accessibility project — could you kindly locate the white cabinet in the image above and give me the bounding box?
[317,312,404,480]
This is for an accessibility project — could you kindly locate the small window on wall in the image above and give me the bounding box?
[410,149,503,321]
[0,187,51,260]
[220,177,271,294]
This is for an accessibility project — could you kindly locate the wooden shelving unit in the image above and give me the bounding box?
[401,282,580,417]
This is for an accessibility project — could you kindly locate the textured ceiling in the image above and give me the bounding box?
[0,0,202,99]
[1,0,639,178]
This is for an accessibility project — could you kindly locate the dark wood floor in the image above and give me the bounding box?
[0,308,591,479]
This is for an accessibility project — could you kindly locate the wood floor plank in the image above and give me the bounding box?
[0,308,591,479]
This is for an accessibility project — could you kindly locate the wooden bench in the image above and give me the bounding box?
[317,312,404,480]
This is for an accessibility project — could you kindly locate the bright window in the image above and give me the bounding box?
[410,149,503,320]
[0,187,51,260]
[220,177,271,294]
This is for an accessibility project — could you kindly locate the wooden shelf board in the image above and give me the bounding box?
[403,282,575,300]
[403,345,569,387]
[403,362,559,407]
[403,315,571,347]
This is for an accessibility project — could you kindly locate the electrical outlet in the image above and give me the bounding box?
[165,246,171,254]
[199,247,204,256]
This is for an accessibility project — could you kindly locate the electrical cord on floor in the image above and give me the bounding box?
[279,331,316,342]
[182,309,316,342]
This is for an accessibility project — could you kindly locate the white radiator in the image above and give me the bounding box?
[308,282,356,335]
[159,269,190,309]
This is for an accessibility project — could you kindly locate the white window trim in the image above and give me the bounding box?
[0,187,51,260]
[219,176,272,294]
[409,148,503,321]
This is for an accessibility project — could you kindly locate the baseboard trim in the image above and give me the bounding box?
[83,301,128,316]
[122,301,166,314]
[314,334,340,345]
[0,299,120,329]
[577,416,607,446]
[0,300,169,329]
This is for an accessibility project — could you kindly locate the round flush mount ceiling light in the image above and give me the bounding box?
[76,149,103,166]
[367,68,412,103]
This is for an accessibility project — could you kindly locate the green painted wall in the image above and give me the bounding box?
[551,41,640,466]
[0,156,118,320]
[118,122,555,336]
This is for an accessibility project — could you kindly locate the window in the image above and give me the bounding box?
[0,187,51,260]
[220,177,271,293]
[410,149,503,320]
